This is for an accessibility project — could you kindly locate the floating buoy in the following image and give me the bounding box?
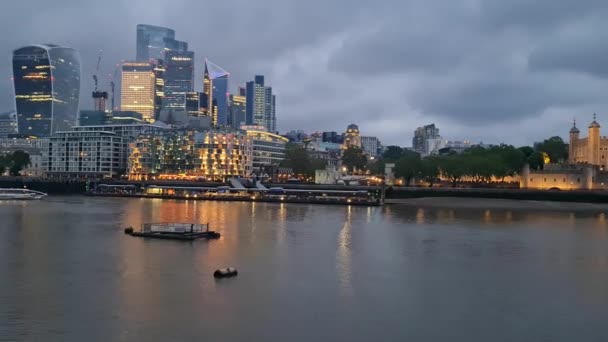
[124,227,134,234]
[214,267,238,278]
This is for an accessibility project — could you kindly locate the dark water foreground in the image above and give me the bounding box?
[1,196,608,341]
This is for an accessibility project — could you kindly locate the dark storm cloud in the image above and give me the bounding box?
[1,0,608,145]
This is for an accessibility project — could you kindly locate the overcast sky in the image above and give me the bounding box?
[1,0,607,146]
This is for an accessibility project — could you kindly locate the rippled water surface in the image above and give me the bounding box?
[1,196,608,341]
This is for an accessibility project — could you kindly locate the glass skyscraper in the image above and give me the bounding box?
[212,76,228,126]
[246,75,276,133]
[162,50,194,111]
[202,59,229,127]
[136,24,188,62]
[229,90,246,129]
[12,44,81,137]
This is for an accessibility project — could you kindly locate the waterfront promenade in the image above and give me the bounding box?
[3,177,608,203]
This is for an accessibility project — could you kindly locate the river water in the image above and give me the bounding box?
[1,196,608,341]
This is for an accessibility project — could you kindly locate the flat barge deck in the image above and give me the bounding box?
[125,223,220,241]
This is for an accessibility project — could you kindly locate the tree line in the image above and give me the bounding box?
[375,136,568,187]
[279,136,568,186]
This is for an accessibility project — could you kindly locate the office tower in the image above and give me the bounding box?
[153,60,165,120]
[121,61,163,123]
[12,44,81,137]
[412,124,440,155]
[213,76,229,126]
[186,92,200,117]
[229,91,246,129]
[136,24,187,62]
[162,50,194,111]
[201,59,229,127]
[246,75,276,132]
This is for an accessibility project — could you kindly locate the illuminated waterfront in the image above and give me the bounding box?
[2,197,608,341]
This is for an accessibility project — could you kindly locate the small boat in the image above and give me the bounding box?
[124,222,220,241]
[0,188,47,200]
[214,268,238,278]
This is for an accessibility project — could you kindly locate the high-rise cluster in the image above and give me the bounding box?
[8,24,284,180]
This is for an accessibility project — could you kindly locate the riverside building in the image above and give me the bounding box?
[128,129,252,181]
[242,125,288,173]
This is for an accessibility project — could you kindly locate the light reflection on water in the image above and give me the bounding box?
[1,196,608,341]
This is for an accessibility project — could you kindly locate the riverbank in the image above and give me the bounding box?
[386,197,608,212]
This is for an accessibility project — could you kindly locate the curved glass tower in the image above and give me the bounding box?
[12,44,81,137]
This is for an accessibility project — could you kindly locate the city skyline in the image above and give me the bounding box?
[1,1,608,146]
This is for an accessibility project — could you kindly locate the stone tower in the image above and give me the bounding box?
[569,120,580,164]
[588,114,601,166]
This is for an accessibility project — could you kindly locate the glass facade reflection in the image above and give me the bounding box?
[13,44,81,137]
[136,24,187,62]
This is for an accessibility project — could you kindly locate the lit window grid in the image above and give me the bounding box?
[121,70,156,122]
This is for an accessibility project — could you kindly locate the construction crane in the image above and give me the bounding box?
[110,63,120,111]
[92,50,102,92]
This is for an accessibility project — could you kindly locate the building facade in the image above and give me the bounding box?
[413,124,440,155]
[0,112,17,138]
[520,164,608,190]
[322,131,343,144]
[229,92,246,129]
[343,124,362,149]
[128,130,252,181]
[246,75,276,132]
[13,44,81,137]
[361,136,380,157]
[121,61,161,123]
[0,137,47,177]
[162,50,194,111]
[243,126,288,173]
[45,131,125,178]
[568,115,608,169]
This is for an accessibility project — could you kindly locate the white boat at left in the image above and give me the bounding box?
[0,188,47,200]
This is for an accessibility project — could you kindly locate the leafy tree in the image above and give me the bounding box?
[527,151,544,170]
[518,146,534,158]
[0,155,7,175]
[438,155,468,187]
[342,146,367,172]
[8,151,31,176]
[382,145,404,161]
[535,136,568,163]
[419,157,439,187]
[281,143,312,176]
[394,152,421,186]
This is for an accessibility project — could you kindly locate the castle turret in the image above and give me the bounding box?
[569,120,580,164]
[588,113,601,166]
